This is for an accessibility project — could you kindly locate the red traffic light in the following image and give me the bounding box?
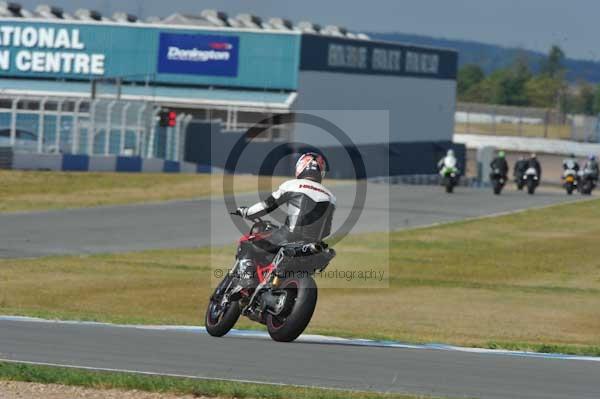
[159,110,178,127]
[168,111,177,127]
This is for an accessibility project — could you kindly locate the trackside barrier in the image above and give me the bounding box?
[371,174,480,187]
[11,153,211,174]
[0,146,13,169]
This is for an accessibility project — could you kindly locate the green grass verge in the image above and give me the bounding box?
[2,198,600,356]
[0,362,442,399]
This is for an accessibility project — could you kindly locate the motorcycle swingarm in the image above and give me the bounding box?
[242,248,287,316]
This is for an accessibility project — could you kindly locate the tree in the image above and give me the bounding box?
[481,62,530,106]
[460,64,530,106]
[541,45,566,78]
[457,64,485,97]
[512,51,532,82]
[507,54,532,105]
[574,83,595,115]
[593,84,600,115]
[525,75,563,108]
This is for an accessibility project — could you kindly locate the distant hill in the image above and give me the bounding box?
[369,32,600,83]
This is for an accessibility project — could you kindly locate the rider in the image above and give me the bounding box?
[236,152,337,287]
[527,153,542,179]
[583,155,599,181]
[438,149,458,174]
[562,153,580,183]
[563,153,580,173]
[490,150,509,178]
[513,155,528,183]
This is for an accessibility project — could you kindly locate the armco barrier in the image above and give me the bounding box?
[10,153,210,174]
[62,154,90,171]
[163,160,181,173]
[89,156,118,172]
[13,153,62,171]
[116,156,143,172]
[372,174,480,187]
[0,147,13,169]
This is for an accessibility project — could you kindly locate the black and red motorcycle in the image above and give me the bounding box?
[205,213,336,342]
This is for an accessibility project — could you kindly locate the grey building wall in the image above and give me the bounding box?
[292,71,456,146]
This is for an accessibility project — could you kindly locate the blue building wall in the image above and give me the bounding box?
[0,19,301,90]
[184,121,465,179]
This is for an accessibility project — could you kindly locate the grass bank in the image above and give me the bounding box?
[0,171,293,213]
[1,199,600,355]
[0,362,439,399]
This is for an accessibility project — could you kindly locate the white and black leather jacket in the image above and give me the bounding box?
[246,179,336,242]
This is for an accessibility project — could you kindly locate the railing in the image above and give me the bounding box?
[455,102,600,142]
[0,95,193,162]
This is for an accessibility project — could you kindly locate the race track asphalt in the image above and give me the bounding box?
[0,318,598,399]
[0,183,586,258]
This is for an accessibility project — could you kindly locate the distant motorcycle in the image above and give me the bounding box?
[514,170,525,190]
[440,166,459,193]
[579,170,596,195]
[523,167,539,195]
[562,169,578,195]
[490,168,507,195]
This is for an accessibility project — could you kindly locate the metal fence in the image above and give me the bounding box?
[455,102,600,142]
[0,95,193,161]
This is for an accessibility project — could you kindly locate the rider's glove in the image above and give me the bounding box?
[236,206,249,218]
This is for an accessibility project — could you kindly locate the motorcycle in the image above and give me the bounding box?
[579,170,596,195]
[490,168,506,195]
[522,167,539,195]
[515,171,525,190]
[440,166,459,193]
[205,213,336,342]
[562,169,578,195]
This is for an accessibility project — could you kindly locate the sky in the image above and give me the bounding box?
[15,0,600,60]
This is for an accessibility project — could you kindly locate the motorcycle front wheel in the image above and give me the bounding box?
[493,180,503,195]
[566,183,574,195]
[205,275,241,337]
[581,183,593,195]
[266,276,318,342]
[527,179,537,195]
[445,179,454,193]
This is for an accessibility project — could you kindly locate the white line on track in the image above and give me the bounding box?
[2,315,599,363]
[0,357,353,393]
[394,191,598,233]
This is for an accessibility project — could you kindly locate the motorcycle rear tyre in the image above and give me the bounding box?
[267,276,318,342]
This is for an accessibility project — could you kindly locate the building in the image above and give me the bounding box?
[0,2,462,176]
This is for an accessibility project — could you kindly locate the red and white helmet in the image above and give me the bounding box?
[295,152,326,180]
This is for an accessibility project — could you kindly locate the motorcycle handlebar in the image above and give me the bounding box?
[229,211,263,223]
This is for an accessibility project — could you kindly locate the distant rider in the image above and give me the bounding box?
[562,153,580,183]
[438,149,458,174]
[513,155,528,184]
[583,155,599,182]
[527,153,542,179]
[562,153,580,173]
[235,152,336,288]
[490,150,509,179]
